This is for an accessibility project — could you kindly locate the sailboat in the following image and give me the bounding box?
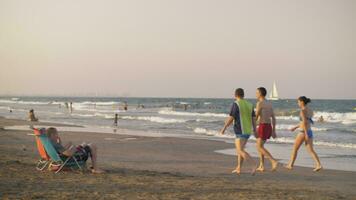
[268,81,279,101]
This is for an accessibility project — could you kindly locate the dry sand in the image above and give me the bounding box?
[0,117,355,199]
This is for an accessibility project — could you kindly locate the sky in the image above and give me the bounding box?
[0,0,355,99]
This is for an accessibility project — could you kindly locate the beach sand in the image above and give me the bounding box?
[0,117,355,199]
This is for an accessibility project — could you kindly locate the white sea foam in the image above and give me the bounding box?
[275,124,329,132]
[276,111,356,124]
[121,116,187,124]
[71,113,113,119]
[158,108,228,118]
[271,137,356,149]
[178,102,189,105]
[314,111,356,124]
[275,116,299,121]
[78,101,119,106]
[193,127,233,138]
[0,99,50,105]
[191,127,355,149]
[0,99,17,104]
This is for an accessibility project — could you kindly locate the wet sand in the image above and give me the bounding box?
[0,117,355,199]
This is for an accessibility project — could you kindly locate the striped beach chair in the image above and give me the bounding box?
[33,128,86,173]
[34,128,51,171]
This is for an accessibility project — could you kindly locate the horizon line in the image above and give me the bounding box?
[0,94,355,101]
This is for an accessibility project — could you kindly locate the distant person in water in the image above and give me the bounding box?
[28,109,38,122]
[123,101,128,111]
[46,127,105,174]
[317,115,324,123]
[255,87,278,172]
[69,102,73,113]
[114,113,118,126]
[64,102,69,109]
[285,96,322,172]
[220,88,257,175]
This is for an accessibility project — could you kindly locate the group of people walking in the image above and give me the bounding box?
[220,87,322,175]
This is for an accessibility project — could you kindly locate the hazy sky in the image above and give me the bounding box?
[0,0,355,99]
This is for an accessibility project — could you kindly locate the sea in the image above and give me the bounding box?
[1,96,355,171]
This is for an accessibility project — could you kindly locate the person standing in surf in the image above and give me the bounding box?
[114,113,118,127]
[220,88,257,175]
[255,87,278,172]
[285,96,322,172]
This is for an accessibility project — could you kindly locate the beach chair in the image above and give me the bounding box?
[33,128,87,173]
[34,128,50,171]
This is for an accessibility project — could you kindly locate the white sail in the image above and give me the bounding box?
[269,81,279,100]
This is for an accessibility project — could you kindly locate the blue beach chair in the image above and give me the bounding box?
[35,128,87,173]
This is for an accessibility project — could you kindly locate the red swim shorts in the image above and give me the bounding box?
[258,123,272,140]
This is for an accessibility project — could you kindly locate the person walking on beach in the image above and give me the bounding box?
[220,88,257,175]
[285,96,322,172]
[255,87,278,172]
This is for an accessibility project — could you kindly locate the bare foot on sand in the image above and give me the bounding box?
[256,166,265,172]
[232,168,241,175]
[313,165,322,172]
[284,164,293,170]
[271,160,278,172]
[91,169,105,174]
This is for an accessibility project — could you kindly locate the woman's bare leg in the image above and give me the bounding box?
[285,133,304,170]
[305,139,322,171]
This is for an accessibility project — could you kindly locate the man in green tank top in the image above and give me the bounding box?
[220,88,257,175]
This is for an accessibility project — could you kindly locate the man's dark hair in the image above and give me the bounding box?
[235,88,244,98]
[257,87,267,97]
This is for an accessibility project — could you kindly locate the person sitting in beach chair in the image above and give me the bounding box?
[46,127,105,174]
[34,128,88,173]
[28,109,38,122]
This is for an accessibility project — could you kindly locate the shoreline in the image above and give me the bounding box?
[1,117,356,199]
[2,116,356,172]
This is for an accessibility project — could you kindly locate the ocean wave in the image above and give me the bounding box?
[275,116,299,121]
[0,106,10,110]
[276,111,356,125]
[275,124,329,132]
[121,116,187,124]
[71,113,114,119]
[0,99,51,105]
[177,102,189,105]
[77,101,119,106]
[0,106,29,112]
[0,99,17,104]
[271,137,356,149]
[193,127,233,138]
[192,127,356,149]
[158,108,228,118]
[314,111,356,124]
